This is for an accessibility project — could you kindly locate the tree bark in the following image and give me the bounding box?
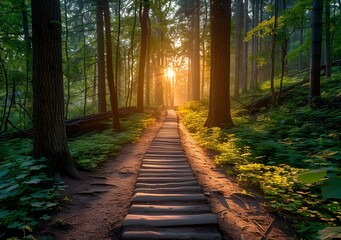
[205,0,234,128]
[310,0,323,105]
[31,0,80,179]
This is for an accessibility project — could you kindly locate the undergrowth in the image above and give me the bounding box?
[178,74,341,238]
[0,112,156,239]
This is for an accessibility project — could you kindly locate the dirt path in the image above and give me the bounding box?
[38,110,295,240]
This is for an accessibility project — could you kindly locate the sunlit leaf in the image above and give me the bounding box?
[297,168,331,183]
[319,227,341,240]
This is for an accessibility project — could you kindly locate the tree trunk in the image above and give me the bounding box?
[310,0,323,105]
[31,0,80,179]
[104,0,120,130]
[115,0,122,105]
[242,0,248,93]
[205,0,234,128]
[191,0,200,101]
[270,0,278,106]
[96,0,106,113]
[137,0,150,113]
[325,2,332,77]
[234,0,243,99]
[145,16,151,106]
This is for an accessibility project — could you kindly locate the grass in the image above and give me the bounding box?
[178,73,341,238]
[0,112,157,239]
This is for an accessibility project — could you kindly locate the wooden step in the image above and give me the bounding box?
[138,172,193,177]
[132,193,206,203]
[141,164,190,169]
[129,204,210,213]
[139,168,192,174]
[123,213,218,227]
[122,230,221,240]
[136,177,196,183]
[134,186,201,193]
[136,181,199,189]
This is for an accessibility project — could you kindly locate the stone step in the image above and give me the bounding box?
[132,193,206,203]
[123,213,218,227]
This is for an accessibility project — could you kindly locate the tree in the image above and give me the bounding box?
[325,1,332,77]
[104,0,120,130]
[242,0,249,93]
[96,0,106,113]
[192,0,200,101]
[137,0,150,113]
[31,0,80,178]
[234,0,243,99]
[205,0,234,128]
[270,0,279,106]
[310,0,323,105]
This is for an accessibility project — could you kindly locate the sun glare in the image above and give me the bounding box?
[167,68,175,79]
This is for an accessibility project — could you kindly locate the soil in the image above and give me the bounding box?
[37,110,296,240]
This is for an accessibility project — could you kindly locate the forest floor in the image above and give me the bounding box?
[37,110,296,240]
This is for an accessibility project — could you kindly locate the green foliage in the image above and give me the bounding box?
[69,113,156,170]
[0,157,62,238]
[0,112,156,238]
[179,75,341,238]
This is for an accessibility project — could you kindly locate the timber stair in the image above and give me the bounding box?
[121,110,221,240]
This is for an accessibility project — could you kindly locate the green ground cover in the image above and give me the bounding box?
[178,74,341,238]
[0,112,156,239]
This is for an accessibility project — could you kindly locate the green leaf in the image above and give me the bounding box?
[321,176,341,200]
[26,178,42,184]
[0,169,10,178]
[297,168,330,183]
[319,227,341,240]
[30,165,46,171]
[0,210,11,219]
[31,202,45,207]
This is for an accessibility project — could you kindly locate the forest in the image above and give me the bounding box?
[0,0,340,239]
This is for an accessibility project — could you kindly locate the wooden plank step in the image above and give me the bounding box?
[123,213,218,227]
[141,164,190,169]
[138,172,193,178]
[139,169,192,174]
[141,161,188,166]
[134,186,201,193]
[136,181,198,188]
[122,230,221,240]
[132,193,206,203]
[129,204,210,213]
[142,159,187,163]
[136,177,196,183]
